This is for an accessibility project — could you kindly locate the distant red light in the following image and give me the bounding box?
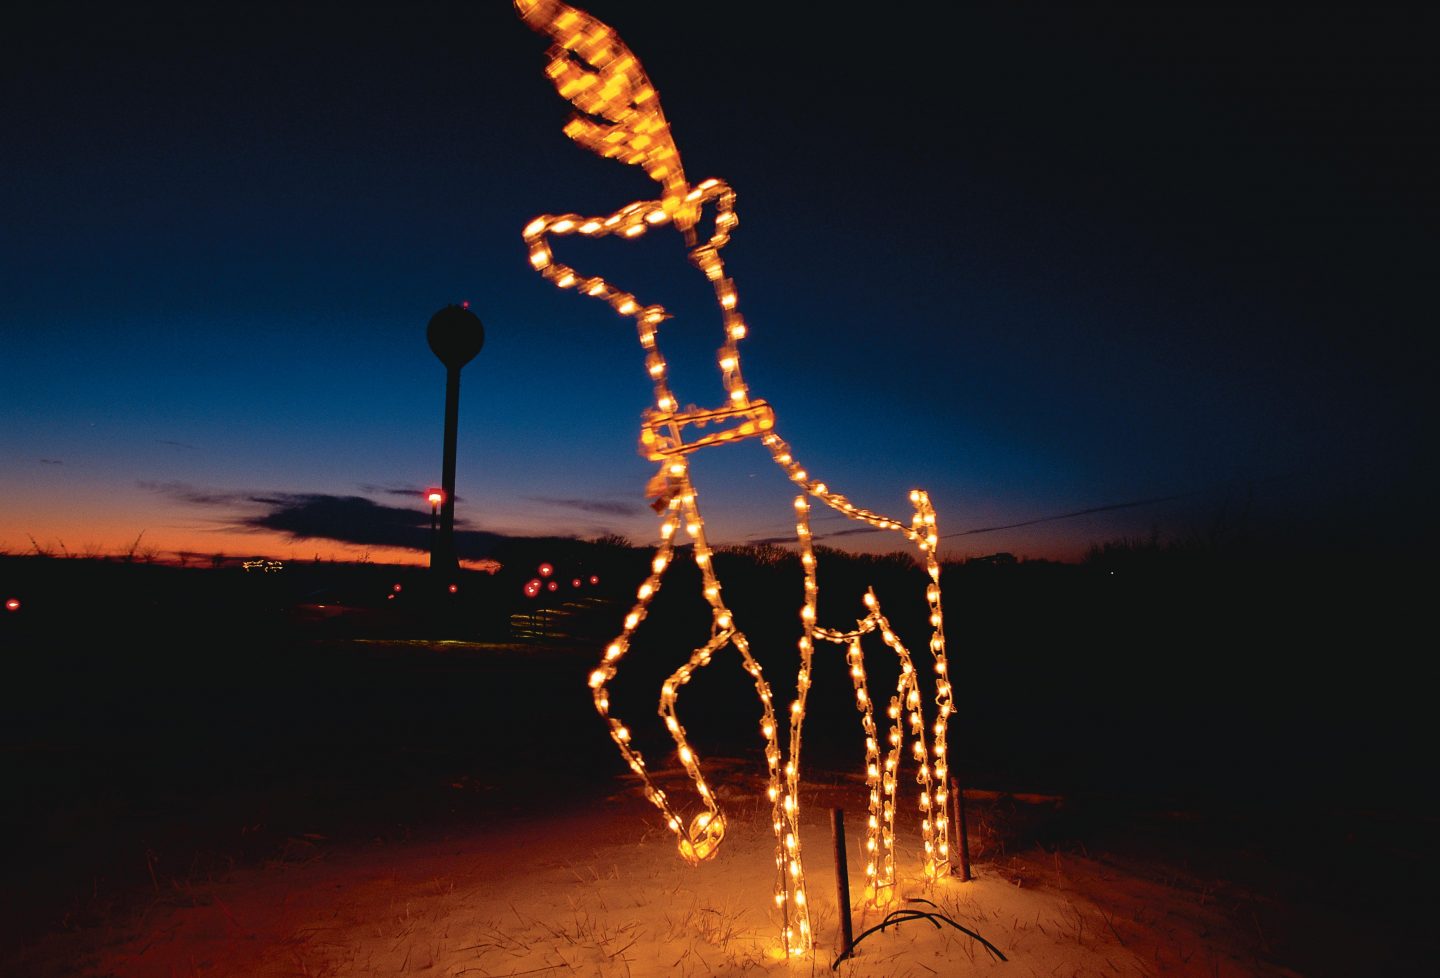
[392,583,402,592]
[538,562,553,577]
[547,581,558,592]
[589,575,599,585]
[4,598,18,613]
[461,300,470,309]
[571,578,582,588]
[524,578,542,598]
[448,583,458,594]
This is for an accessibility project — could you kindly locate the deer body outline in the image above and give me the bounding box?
[516,0,955,953]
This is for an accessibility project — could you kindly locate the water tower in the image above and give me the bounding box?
[426,303,485,574]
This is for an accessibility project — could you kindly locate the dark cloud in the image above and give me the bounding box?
[359,483,460,502]
[526,496,642,518]
[39,458,62,465]
[242,493,588,561]
[819,526,883,539]
[746,524,880,547]
[241,493,484,555]
[145,483,596,561]
[157,439,198,450]
[139,481,251,507]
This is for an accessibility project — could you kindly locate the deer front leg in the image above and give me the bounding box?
[669,469,801,953]
[589,471,788,876]
[588,498,691,842]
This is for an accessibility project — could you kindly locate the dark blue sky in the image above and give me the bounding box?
[3,1,1432,564]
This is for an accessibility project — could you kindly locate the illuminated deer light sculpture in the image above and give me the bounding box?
[516,0,956,954]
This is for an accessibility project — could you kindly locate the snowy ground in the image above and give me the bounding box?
[31,765,1301,978]
[7,621,1429,978]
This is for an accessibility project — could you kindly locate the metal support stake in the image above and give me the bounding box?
[831,807,854,958]
[951,776,972,882]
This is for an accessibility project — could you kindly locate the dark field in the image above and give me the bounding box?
[1,550,1433,975]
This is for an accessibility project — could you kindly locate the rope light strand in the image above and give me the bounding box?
[518,0,956,955]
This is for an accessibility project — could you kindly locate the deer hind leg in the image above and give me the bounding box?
[763,426,957,844]
[909,488,955,880]
[791,490,954,914]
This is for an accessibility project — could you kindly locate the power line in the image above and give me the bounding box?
[737,458,1354,547]
[741,491,1198,545]
[939,492,1197,538]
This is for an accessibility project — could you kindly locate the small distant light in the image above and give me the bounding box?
[448,583,458,594]
[589,575,599,585]
[392,583,402,592]
[461,300,470,309]
[547,581,558,592]
[387,593,396,601]
[572,578,582,588]
[538,562,554,577]
[524,578,542,598]
[427,489,444,507]
[4,598,19,613]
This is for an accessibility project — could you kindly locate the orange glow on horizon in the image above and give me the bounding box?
[0,524,500,573]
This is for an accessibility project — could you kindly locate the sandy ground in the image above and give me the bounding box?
[17,766,1303,978]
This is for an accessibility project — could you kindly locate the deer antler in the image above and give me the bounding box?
[515,0,696,232]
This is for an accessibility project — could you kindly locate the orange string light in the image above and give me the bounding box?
[517,0,955,954]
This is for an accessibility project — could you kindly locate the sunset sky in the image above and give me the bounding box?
[2,1,1431,566]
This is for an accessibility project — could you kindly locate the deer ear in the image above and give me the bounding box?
[516,0,696,231]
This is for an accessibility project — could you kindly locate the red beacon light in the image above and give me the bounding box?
[572,578,582,588]
[448,583,458,594]
[547,581,558,592]
[538,562,554,578]
[4,598,19,613]
[524,578,542,598]
[392,583,403,592]
[589,575,599,585]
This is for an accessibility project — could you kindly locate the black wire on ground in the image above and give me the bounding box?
[831,898,1007,969]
